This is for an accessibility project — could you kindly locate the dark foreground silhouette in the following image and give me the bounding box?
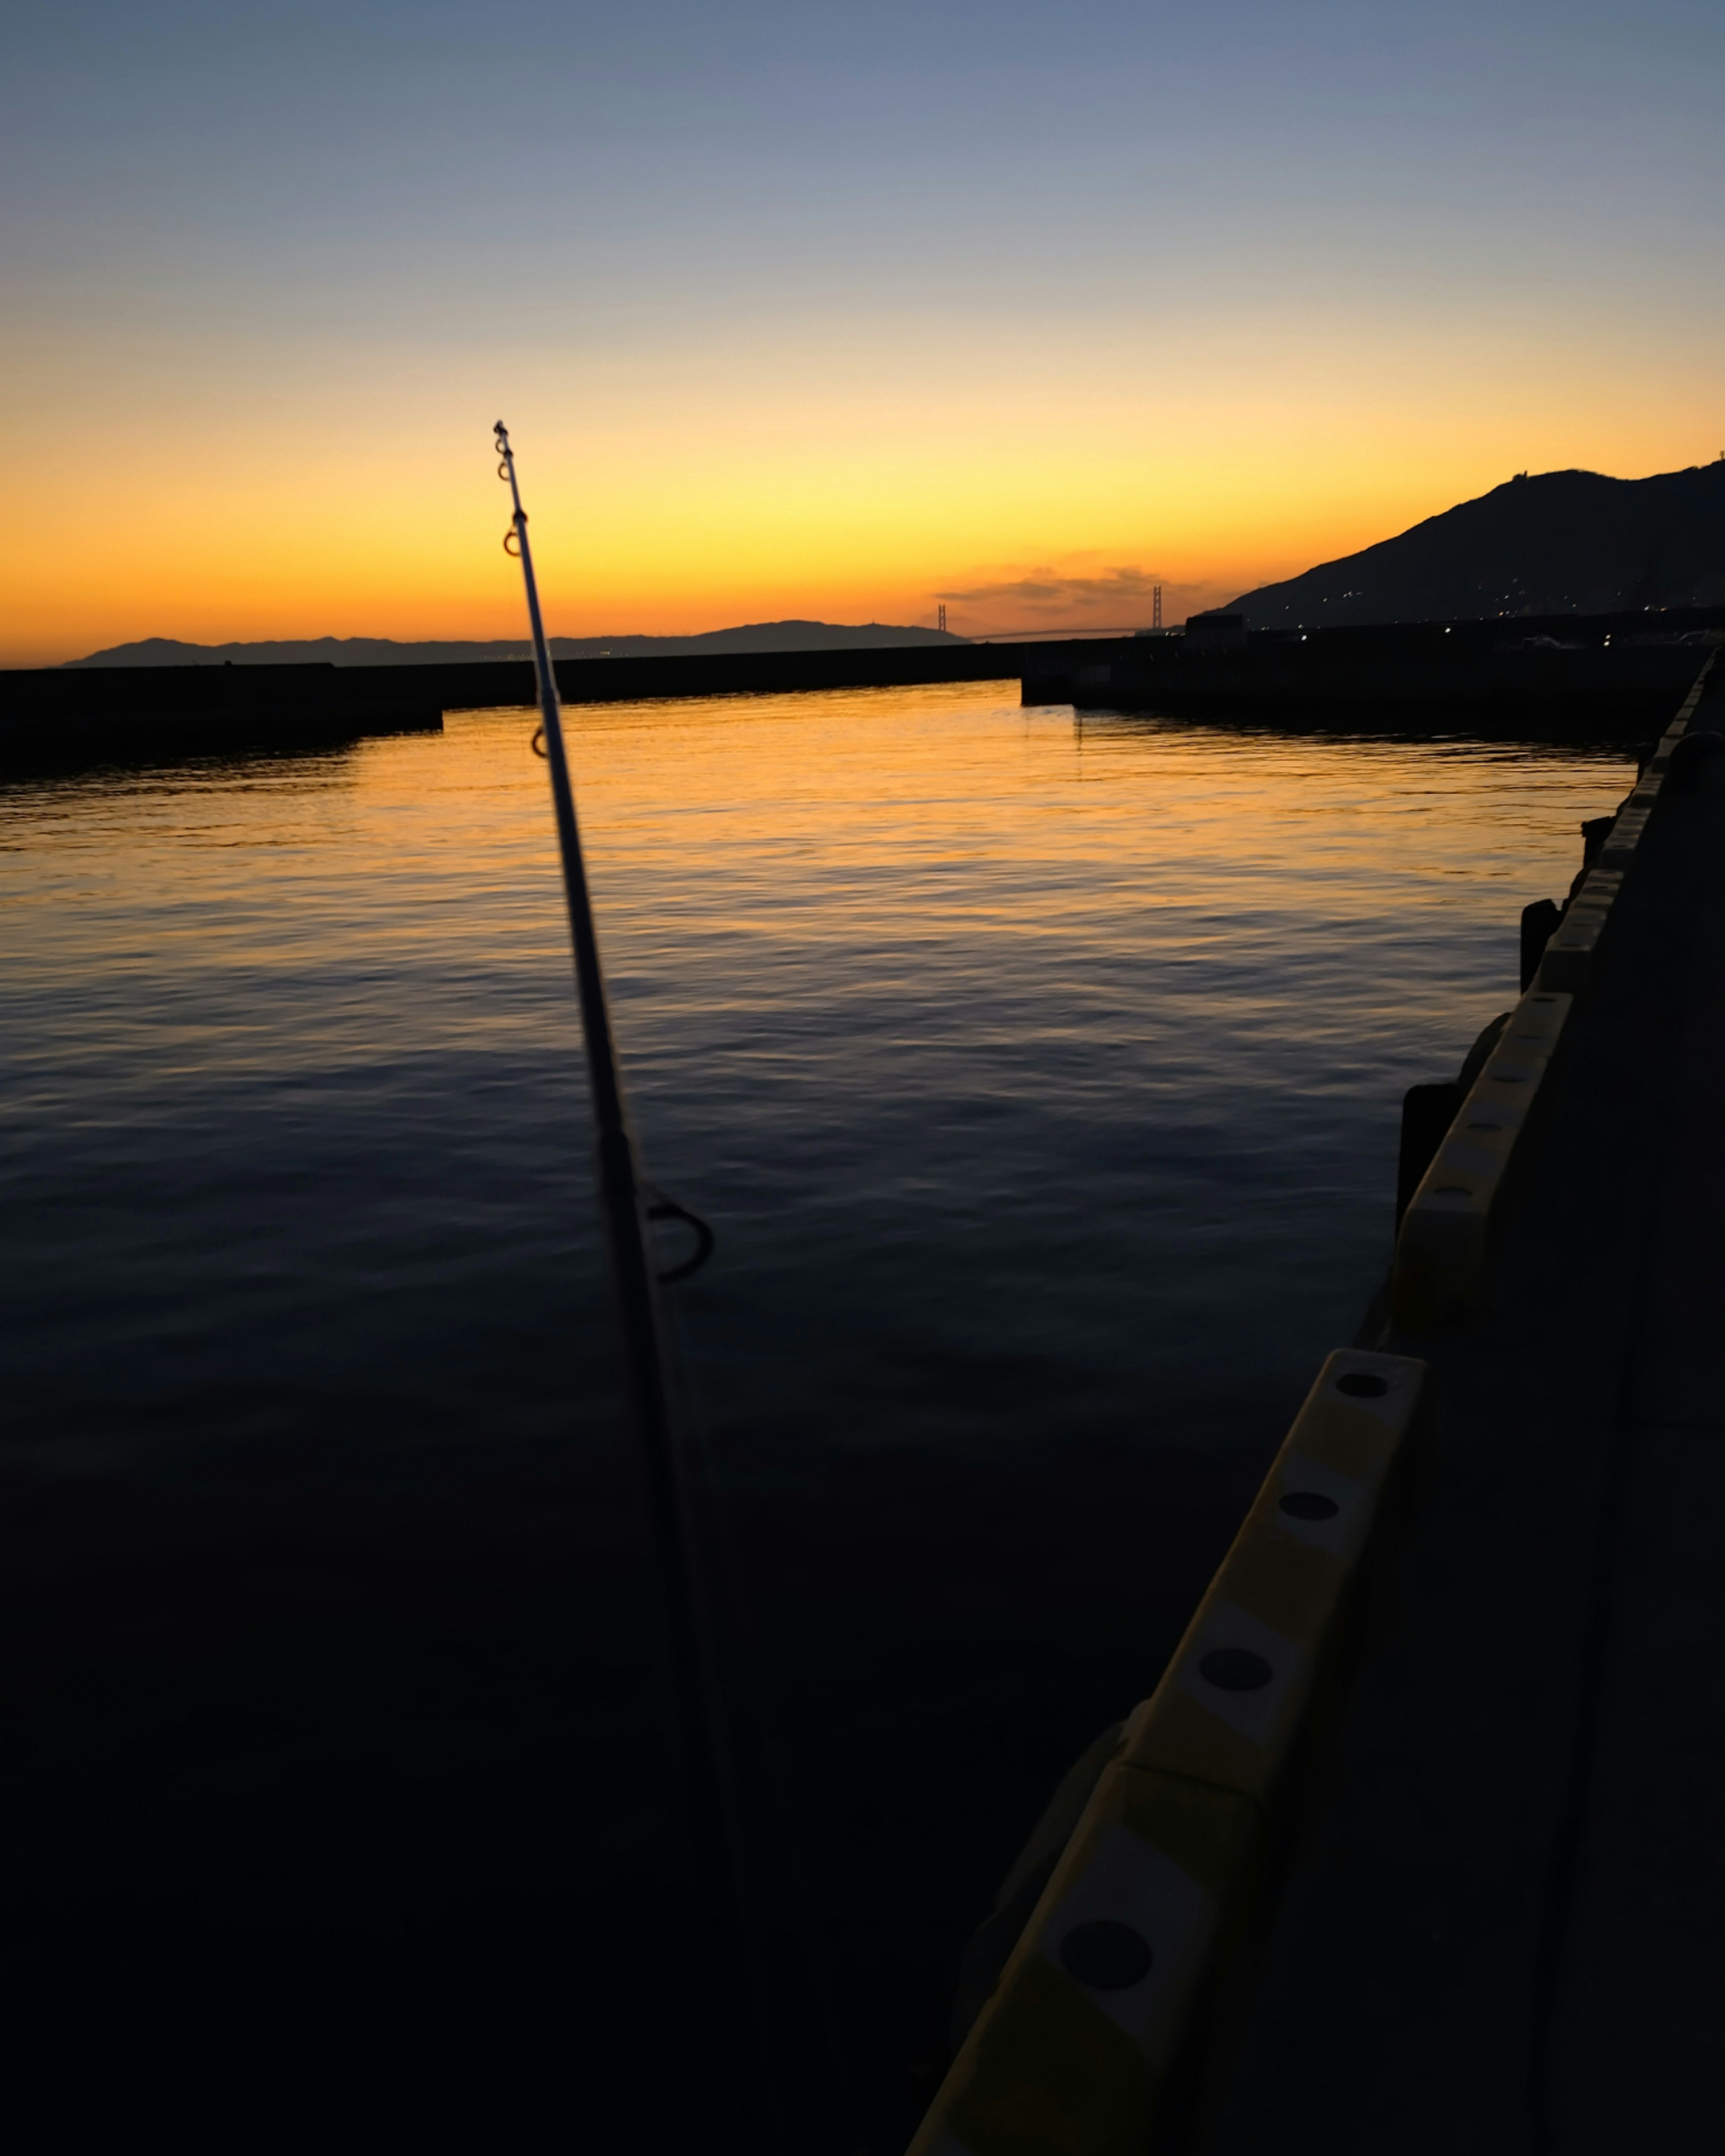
[1228,459,1725,629]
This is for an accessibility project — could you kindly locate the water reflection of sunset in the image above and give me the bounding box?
[4,682,1636,1422]
[0,679,1639,2137]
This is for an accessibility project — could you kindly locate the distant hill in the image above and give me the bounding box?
[65,620,966,667]
[1226,462,1725,629]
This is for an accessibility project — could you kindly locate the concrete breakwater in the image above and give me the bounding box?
[1022,607,1724,733]
[0,661,449,764]
[7,606,1721,766]
[0,640,1045,765]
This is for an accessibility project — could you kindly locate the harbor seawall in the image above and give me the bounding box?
[1021,609,1724,732]
[6,607,1723,766]
[909,652,1725,2153]
[0,641,1035,765]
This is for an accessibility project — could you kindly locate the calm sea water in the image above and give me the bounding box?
[0,683,1632,2137]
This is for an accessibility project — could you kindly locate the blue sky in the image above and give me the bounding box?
[4,2,1720,658]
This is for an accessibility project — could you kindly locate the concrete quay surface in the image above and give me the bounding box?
[1195,667,1725,2153]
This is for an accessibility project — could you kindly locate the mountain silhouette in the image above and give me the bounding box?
[65,620,965,667]
[1227,462,1725,629]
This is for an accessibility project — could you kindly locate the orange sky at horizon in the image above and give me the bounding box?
[6,3,1722,670]
[5,336,1719,667]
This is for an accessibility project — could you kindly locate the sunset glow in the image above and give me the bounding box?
[4,2,1721,666]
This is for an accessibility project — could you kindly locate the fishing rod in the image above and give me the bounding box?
[491,421,767,2101]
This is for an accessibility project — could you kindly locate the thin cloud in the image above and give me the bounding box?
[938,566,1162,609]
[934,563,1238,632]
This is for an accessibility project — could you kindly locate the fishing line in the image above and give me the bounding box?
[652,1256,867,2152]
[493,422,781,2136]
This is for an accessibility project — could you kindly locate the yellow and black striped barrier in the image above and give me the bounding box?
[1539,654,1714,989]
[1390,986,1571,1332]
[1536,875,1621,995]
[907,1348,1426,2156]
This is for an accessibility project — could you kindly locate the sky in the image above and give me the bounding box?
[2,0,1721,665]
